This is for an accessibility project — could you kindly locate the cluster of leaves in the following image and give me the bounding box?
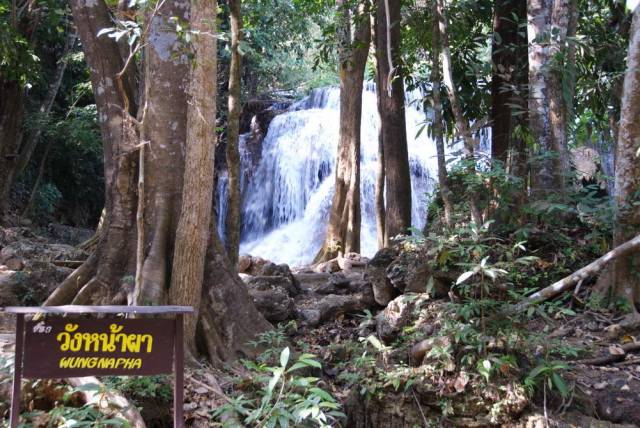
[213,347,343,427]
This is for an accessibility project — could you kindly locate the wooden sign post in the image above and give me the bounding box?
[3,305,193,428]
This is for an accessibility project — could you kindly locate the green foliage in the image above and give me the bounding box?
[524,360,570,398]
[103,375,172,405]
[212,348,344,427]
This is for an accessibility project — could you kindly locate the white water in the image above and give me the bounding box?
[218,85,451,266]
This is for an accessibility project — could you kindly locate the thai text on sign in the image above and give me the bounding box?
[22,318,175,378]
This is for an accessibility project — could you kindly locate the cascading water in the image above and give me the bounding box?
[217,85,450,266]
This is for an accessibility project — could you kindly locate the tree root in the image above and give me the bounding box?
[66,377,146,428]
[45,252,98,306]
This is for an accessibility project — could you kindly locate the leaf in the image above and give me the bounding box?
[280,347,290,368]
[267,367,283,395]
[456,270,475,285]
[551,372,569,397]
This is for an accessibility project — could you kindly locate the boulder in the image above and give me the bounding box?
[376,295,418,344]
[249,288,295,323]
[0,239,88,264]
[242,275,299,297]
[387,250,452,298]
[237,255,300,291]
[364,248,399,306]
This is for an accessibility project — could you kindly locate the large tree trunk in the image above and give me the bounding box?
[430,0,453,227]
[375,0,412,244]
[610,7,640,310]
[133,0,190,306]
[225,0,243,267]
[47,0,270,367]
[315,0,370,262]
[491,0,527,166]
[527,0,576,197]
[169,0,219,353]
[436,0,483,226]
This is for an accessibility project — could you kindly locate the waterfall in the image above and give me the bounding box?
[217,85,451,267]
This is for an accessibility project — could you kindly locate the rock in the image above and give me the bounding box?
[249,287,295,322]
[237,255,252,273]
[376,295,418,344]
[4,257,24,271]
[297,308,321,327]
[45,223,94,246]
[313,258,341,273]
[242,275,299,297]
[0,270,20,306]
[0,239,88,264]
[315,291,376,322]
[365,248,398,306]
[386,250,450,297]
[237,255,300,291]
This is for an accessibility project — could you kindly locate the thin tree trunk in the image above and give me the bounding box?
[435,0,483,226]
[20,134,54,218]
[372,23,386,249]
[169,0,218,353]
[0,79,25,222]
[315,0,370,262]
[491,0,526,165]
[225,0,243,267]
[15,31,78,179]
[375,118,386,248]
[611,8,640,310]
[375,0,411,244]
[430,0,453,227]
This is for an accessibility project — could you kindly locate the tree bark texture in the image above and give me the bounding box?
[169,0,219,353]
[491,0,528,167]
[315,0,370,262]
[225,0,243,267]
[374,0,412,244]
[436,0,483,226]
[47,0,270,366]
[611,8,640,307]
[431,0,453,227]
[527,0,576,197]
[133,0,190,306]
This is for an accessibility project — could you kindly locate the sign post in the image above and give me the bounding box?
[3,305,193,428]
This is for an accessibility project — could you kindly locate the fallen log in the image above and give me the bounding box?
[577,341,640,366]
[503,234,640,316]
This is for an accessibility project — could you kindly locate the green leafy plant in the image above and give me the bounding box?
[212,348,344,428]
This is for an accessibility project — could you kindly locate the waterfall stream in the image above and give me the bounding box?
[217,85,449,267]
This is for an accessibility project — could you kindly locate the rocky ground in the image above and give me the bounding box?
[1,225,640,427]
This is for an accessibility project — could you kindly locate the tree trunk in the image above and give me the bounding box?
[47,0,270,367]
[491,0,527,166]
[436,0,483,226]
[610,8,640,310]
[372,22,385,248]
[169,0,219,353]
[0,78,25,222]
[527,0,576,197]
[15,32,78,181]
[132,0,190,306]
[430,0,453,227]
[375,0,412,244]
[225,0,243,267]
[315,0,370,262]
